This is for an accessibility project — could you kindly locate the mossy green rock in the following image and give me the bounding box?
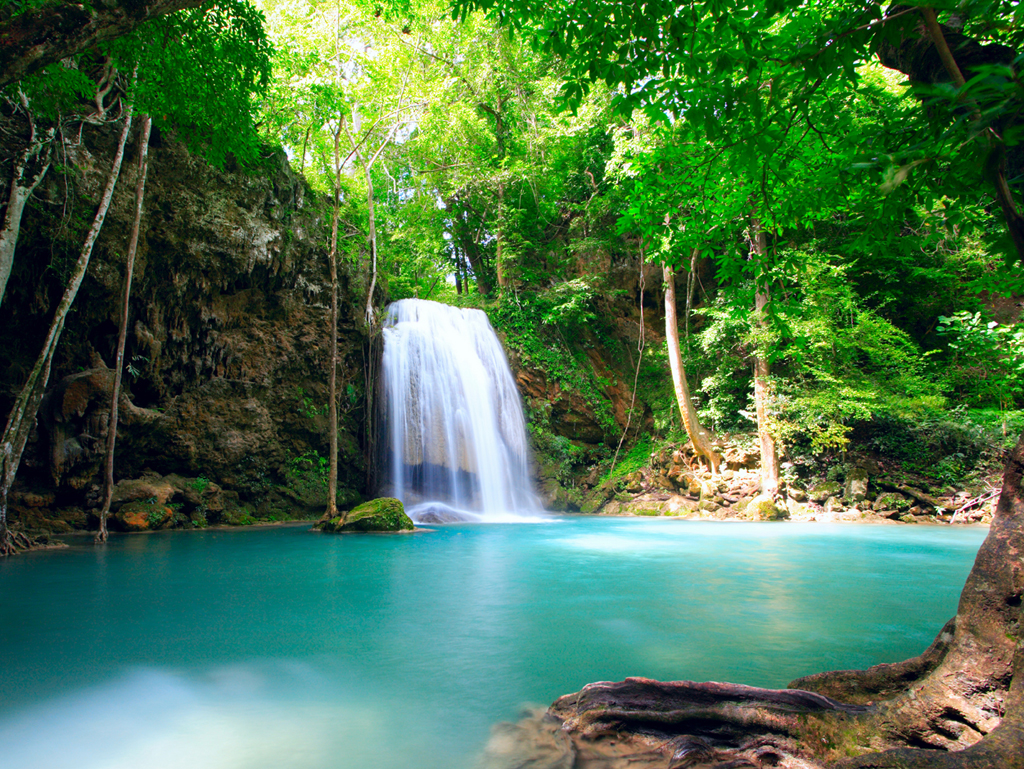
[321,498,413,533]
[748,495,789,521]
[808,481,842,503]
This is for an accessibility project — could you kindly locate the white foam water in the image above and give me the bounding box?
[381,299,543,523]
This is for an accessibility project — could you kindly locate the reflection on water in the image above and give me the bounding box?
[0,520,987,769]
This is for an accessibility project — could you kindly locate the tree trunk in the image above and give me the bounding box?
[447,199,493,295]
[495,180,506,291]
[663,264,720,474]
[750,226,780,498]
[364,163,377,329]
[96,115,151,544]
[326,126,341,522]
[0,100,55,307]
[1,103,134,556]
[875,8,1024,263]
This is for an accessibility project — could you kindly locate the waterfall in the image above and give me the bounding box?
[381,298,542,523]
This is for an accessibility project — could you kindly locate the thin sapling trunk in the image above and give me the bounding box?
[663,263,720,474]
[97,115,152,543]
[326,123,341,522]
[750,224,780,498]
[1,96,134,556]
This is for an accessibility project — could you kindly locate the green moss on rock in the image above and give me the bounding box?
[320,497,414,533]
[808,481,842,503]
[749,496,789,521]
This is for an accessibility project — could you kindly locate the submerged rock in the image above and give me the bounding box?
[319,497,414,533]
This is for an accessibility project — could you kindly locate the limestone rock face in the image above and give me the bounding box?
[0,122,369,530]
[319,498,414,533]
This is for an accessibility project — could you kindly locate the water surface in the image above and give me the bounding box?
[0,519,986,768]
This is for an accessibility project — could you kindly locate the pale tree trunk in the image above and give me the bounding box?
[96,115,151,543]
[363,162,377,329]
[495,180,506,291]
[0,93,56,307]
[664,263,720,474]
[684,247,697,343]
[1,102,134,556]
[326,124,341,522]
[750,225,779,498]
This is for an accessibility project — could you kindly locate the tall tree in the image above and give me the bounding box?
[96,115,152,544]
[749,222,779,499]
[1,81,135,556]
[0,90,55,307]
[663,263,720,474]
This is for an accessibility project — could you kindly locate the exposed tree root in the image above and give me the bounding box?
[0,526,59,555]
[479,435,1024,769]
[0,525,15,557]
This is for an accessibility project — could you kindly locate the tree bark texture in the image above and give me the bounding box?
[1,104,134,556]
[97,115,152,543]
[364,163,377,329]
[750,225,780,499]
[0,0,205,91]
[0,106,55,307]
[663,264,720,474]
[478,433,1024,768]
[326,125,341,522]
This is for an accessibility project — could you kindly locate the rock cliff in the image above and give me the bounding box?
[0,122,371,534]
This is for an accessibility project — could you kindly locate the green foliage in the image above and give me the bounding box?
[294,386,328,418]
[695,254,943,452]
[937,310,1024,410]
[489,290,617,433]
[601,434,653,485]
[188,475,210,494]
[527,415,586,484]
[236,455,272,499]
[539,277,598,328]
[146,508,165,528]
[111,0,274,168]
[126,355,148,380]
[289,449,329,483]
[867,407,1021,484]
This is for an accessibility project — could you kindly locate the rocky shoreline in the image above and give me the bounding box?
[542,439,999,526]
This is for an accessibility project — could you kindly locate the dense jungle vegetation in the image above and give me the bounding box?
[1,0,1023,539]
[3,3,1024,768]
[250,0,1024,505]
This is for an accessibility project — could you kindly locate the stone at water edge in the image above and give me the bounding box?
[747,494,788,521]
[319,497,414,532]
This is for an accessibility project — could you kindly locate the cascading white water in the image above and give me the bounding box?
[381,298,542,523]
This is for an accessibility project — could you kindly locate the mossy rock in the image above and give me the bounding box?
[874,492,910,512]
[749,495,789,521]
[808,480,842,503]
[115,499,174,531]
[321,497,414,533]
[579,491,608,515]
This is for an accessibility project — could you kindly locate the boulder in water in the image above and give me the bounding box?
[319,497,414,533]
[410,503,478,524]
